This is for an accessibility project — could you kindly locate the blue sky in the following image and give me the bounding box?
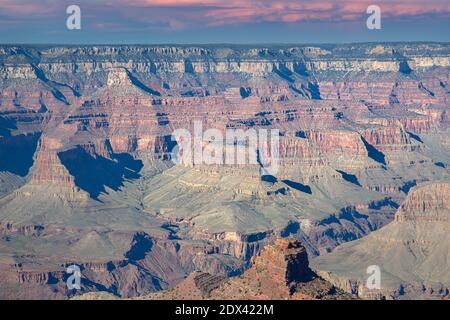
[0,0,449,44]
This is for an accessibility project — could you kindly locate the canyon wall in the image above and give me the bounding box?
[0,43,448,299]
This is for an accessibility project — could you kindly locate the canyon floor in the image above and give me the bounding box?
[0,43,449,299]
[74,238,355,300]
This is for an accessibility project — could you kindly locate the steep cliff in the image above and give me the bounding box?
[0,43,449,299]
[312,180,450,299]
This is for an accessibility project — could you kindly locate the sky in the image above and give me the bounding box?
[0,0,449,44]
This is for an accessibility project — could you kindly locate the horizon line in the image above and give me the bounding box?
[1,41,449,47]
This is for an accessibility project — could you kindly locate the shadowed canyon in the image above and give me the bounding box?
[0,43,449,299]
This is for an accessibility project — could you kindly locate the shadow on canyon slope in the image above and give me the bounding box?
[125,233,153,261]
[0,116,17,136]
[126,70,161,96]
[282,179,312,194]
[58,146,143,199]
[0,132,41,176]
[361,136,386,165]
[336,170,361,186]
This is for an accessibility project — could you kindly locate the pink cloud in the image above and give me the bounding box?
[0,0,57,16]
[196,0,450,26]
[0,0,449,30]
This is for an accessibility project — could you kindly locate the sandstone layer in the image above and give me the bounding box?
[0,43,449,299]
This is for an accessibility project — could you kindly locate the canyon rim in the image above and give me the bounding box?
[0,43,449,300]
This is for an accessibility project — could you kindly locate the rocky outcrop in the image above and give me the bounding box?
[109,238,353,300]
[210,238,351,300]
[395,181,450,222]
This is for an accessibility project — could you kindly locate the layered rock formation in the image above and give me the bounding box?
[0,43,449,299]
[312,180,450,299]
[75,238,352,300]
[208,238,351,300]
